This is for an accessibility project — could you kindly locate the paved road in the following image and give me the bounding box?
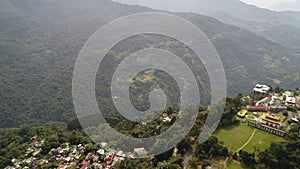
[256,97,270,106]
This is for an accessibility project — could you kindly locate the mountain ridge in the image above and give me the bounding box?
[113,0,300,49]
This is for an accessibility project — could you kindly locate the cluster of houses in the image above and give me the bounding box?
[238,105,288,136]
[238,84,300,136]
[6,137,44,169]
[5,110,177,169]
[253,84,299,107]
[5,136,150,169]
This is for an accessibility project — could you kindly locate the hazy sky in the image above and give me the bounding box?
[241,0,290,7]
[114,0,300,11]
[240,0,300,11]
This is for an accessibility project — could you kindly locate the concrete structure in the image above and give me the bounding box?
[268,106,287,113]
[248,120,287,137]
[253,84,270,94]
[286,96,296,105]
[281,91,296,105]
[247,112,287,137]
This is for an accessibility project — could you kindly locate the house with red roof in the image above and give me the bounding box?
[247,106,267,112]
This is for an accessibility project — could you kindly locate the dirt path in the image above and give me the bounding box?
[223,129,257,169]
[236,129,257,153]
[182,144,197,169]
[182,152,192,169]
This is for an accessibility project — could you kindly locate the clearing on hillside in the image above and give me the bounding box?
[214,122,285,153]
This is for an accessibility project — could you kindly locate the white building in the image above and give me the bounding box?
[253,84,270,94]
[286,96,296,105]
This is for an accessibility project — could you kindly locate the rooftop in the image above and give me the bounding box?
[253,84,270,94]
[247,106,267,111]
[260,113,285,125]
[237,109,247,117]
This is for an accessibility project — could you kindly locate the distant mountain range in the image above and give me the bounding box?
[0,0,299,127]
[271,0,300,11]
[114,0,300,49]
[114,0,300,24]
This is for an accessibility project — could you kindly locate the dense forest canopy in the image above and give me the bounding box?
[0,0,300,127]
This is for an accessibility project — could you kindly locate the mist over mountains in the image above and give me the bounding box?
[114,0,300,24]
[271,0,300,11]
[114,0,300,49]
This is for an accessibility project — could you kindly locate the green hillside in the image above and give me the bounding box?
[0,0,300,127]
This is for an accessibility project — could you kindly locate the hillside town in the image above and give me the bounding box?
[3,84,300,169]
[4,136,140,169]
[4,116,175,169]
[238,84,300,137]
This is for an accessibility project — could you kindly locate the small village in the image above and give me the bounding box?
[4,137,125,169]
[4,135,149,169]
[4,84,300,169]
[237,84,300,137]
[4,117,174,169]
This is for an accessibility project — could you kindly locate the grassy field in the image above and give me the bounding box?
[243,129,285,152]
[214,123,254,152]
[211,158,250,169]
[226,160,249,169]
[214,122,285,153]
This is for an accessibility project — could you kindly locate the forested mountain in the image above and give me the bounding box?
[115,0,300,24]
[0,0,299,127]
[115,0,300,49]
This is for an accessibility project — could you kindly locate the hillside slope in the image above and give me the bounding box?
[0,0,299,127]
[114,0,300,49]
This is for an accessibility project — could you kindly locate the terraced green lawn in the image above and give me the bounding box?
[243,129,285,153]
[214,122,285,153]
[214,123,254,152]
[226,160,248,169]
